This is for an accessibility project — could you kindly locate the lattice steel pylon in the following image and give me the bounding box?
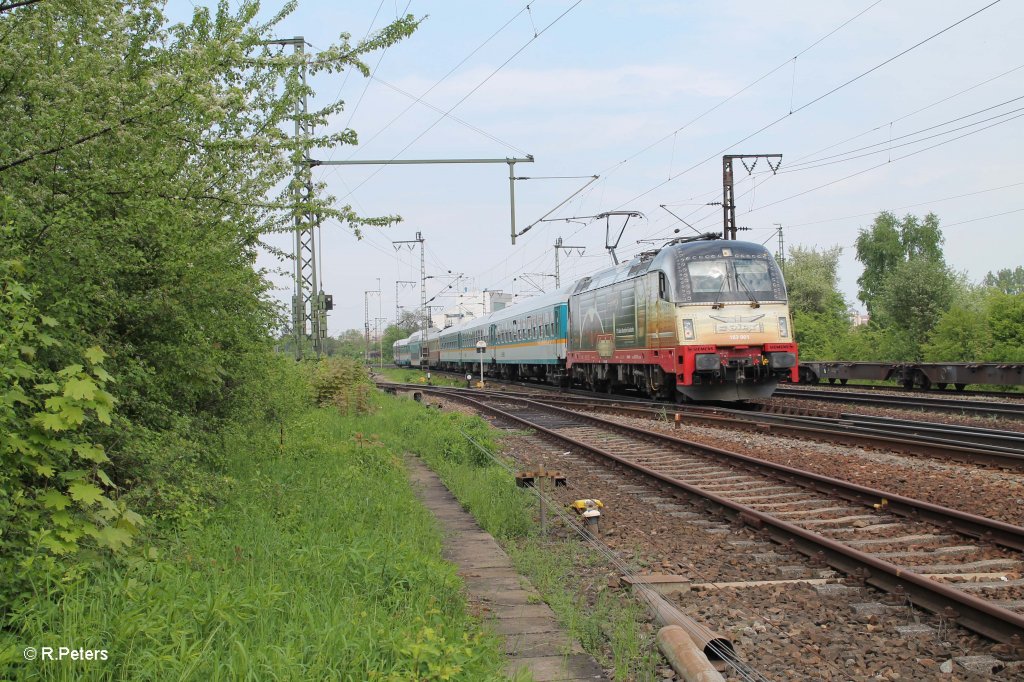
[271,37,324,360]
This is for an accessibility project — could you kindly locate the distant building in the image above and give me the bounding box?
[848,309,870,327]
[434,289,514,329]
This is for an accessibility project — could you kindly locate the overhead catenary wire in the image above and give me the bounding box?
[343,2,537,161]
[780,98,1024,172]
[780,180,1024,229]
[339,0,585,201]
[614,104,1024,259]
[624,94,1024,250]
[650,62,1024,233]
[589,0,886,184]
[673,107,1024,237]
[787,61,1024,166]
[608,0,1005,214]
[492,2,999,282]
[749,108,1024,215]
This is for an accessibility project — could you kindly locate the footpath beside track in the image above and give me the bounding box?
[413,386,1024,644]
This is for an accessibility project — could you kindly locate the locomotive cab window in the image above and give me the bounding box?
[680,248,785,304]
[658,272,669,301]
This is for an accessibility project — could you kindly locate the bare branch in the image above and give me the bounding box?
[0,0,43,13]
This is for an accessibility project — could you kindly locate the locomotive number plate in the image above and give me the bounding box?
[714,322,764,333]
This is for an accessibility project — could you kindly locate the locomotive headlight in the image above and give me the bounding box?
[778,317,789,338]
[695,353,720,371]
[682,319,695,340]
[769,352,796,369]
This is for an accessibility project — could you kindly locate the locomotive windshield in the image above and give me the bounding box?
[674,250,786,304]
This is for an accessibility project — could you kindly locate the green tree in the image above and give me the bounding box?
[923,303,990,361]
[331,330,369,360]
[854,212,959,360]
[1,0,415,424]
[986,292,1024,361]
[783,246,851,360]
[874,259,959,360]
[0,0,417,606]
[855,211,944,315]
[983,266,1024,295]
[785,246,846,315]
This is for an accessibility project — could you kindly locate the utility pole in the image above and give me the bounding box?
[554,237,585,288]
[395,280,416,328]
[363,286,379,363]
[774,223,785,273]
[375,317,387,369]
[393,232,427,365]
[266,36,325,360]
[722,154,782,240]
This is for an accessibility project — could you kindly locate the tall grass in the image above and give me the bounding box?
[3,406,508,681]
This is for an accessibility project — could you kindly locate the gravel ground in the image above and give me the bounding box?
[425,393,1024,681]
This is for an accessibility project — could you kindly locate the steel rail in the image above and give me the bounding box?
[518,397,1024,469]
[792,381,1024,400]
[416,387,1024,643]
[774,387,1024,419]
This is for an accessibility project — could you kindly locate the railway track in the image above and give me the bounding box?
[419,387,1024,644]
[386,366,1024,420]
[790,381,1024,401]
[774,386,1024,420]
[381,377,1024,467]
[520,395,1024,470]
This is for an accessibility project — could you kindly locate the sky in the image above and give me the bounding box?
[172,0,1024,333]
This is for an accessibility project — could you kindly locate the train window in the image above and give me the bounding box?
[734,259,771,291]
[659,272,669,300]
[689,260,729,293]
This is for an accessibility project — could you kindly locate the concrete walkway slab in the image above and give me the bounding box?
[407,456,607,681]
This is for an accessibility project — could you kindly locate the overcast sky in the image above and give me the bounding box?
[173,0,1024,332]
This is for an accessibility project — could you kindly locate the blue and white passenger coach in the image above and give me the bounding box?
[436,287,571,383]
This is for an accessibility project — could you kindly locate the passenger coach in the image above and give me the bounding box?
[436,288,570,383]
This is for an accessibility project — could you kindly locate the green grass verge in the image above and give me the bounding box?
[375,367,468,388]
[370,394,660,681]
[3,405,508,681]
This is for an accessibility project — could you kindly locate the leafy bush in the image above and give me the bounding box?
[312,358,374,413]
[0,255,140,617]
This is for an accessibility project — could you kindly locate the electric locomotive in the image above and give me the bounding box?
[567,237,797,401]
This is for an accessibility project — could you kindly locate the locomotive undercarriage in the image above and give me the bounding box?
[570,363,676,399]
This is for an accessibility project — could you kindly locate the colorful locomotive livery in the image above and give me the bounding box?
[393,237,798,401]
